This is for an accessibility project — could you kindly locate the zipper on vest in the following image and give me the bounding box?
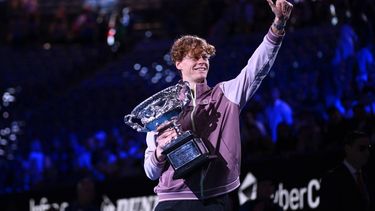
[190,84,197,132]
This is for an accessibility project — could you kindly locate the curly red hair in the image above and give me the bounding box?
[170,35,216,63]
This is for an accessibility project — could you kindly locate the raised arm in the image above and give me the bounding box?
[267,0,293,35]
[220,0,293,109]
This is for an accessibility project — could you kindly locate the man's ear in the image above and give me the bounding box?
[175,61,182,70]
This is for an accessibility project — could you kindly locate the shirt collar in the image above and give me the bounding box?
[343,159,358,179]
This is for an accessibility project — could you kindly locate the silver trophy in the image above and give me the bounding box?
[124,81,210,179]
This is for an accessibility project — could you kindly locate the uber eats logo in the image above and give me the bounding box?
[273,180,320,210]
[239,173,320,210]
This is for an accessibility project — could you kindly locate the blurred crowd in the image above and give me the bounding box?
[0,0,374,196]
[1,0,374,46]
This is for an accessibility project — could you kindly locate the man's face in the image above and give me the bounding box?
[346,137,371,169]
[176,53,210,84]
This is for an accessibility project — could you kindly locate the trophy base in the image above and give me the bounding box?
[162,131,211,179]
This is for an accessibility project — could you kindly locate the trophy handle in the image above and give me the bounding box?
[124,114,145,132]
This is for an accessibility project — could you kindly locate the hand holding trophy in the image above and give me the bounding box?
[124,81,211,179]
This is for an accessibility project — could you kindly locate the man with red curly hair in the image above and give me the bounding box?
[144,0,293,210]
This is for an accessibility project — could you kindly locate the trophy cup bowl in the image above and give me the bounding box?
[124,81,210,179]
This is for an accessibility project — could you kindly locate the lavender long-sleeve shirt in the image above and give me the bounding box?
[144,28,284,202]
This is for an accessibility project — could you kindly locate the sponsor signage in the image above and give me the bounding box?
[239,173,320,211]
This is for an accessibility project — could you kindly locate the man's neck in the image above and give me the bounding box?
[183,79,205,88]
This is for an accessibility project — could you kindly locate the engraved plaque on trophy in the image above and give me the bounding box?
[124,81,210,179]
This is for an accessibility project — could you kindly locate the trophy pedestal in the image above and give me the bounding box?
[162,131,211,179]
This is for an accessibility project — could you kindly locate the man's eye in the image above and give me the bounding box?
[202,55,209,60]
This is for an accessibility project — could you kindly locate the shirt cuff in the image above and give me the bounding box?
[266,27,284,45]
[151,150,166,167]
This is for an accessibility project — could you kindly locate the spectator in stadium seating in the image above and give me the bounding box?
[66,177,100,211]
[264,87,293,142]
